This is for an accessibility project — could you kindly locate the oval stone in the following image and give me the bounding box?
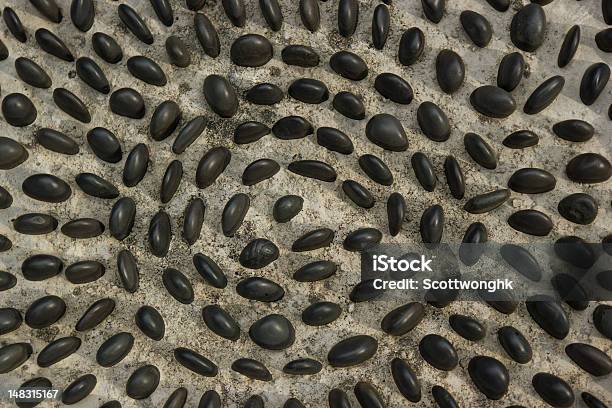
[92,32,123,63]
[327,335,378,367]
[510,4,546,52]
[65,260,105,284]
[508,168,556,193]
[15,57,52,88]
[449,314,486,341]
[118,4,153,44]
[302,301,341,326]
[281,44,319,67]
[109,197,136,241]
[381,302,425,336]
[288,160,337,182]
[109,88,145,119]
[239,238,279,269]
[75,57,109,93]
[338,0,358,37]
[497,326,532,364]
[183,198,205,246]
[193,253,227,288]
[14,213,58,235]
[273,195,304,223]
[231,358,271,381]
[165,36,190,67]
[526,296,570,339]
[204,75,238,118]
[249,314,295,350]
[0,308,22,335]
[524,76,565,114]
[245,83,284,105]
[234,121,270,144]
[96,332,134,367]
[260,0,283,31]
[374,73,413,105]
[436,50,464,94]
[230,34,273,67]
[507,210,553,236]
[580,62,610,105]
[333,91,365,120]
[292,228,335,251]
[236,277,284,302]
[497,52,525,92]
[419,334,457,371]
[25,295,66,328]
[196,147,231,188]
[399,27,425,66]
[61,374,96,405]
[202,304,240,340]
[330,51,368,81]
[0,343,32,373]
[242,159,280,185]
[37,336,81,367]
[174,347,218,377]
[2,93,37,127]
[557,193,597,225]
[532,373,574,408]
[470,86,516,118]
[162,268,194,304]
[288,78,329,104]
[283,358,322,375]
[135,305,165,341]
[565,343,612,376]
[272,116,313,140]
[75,173,119,198]
[21,254,62,281]
[558,25,580,68]
[75,298,115,331]
[391,358,421,403]
[343,228,382,252]
[194,13,220,57]
[150,100,182,141]
[468,356,509,400]
[417,102,450,142]
[126,365,160,400]
[566,153,611,184]
[36,128,78,155]
[35,28,73,61]
[460,10,492,47]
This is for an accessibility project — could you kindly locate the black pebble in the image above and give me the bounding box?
[497,326,532,364]
[554,235,596,269]
[510,4,546,52]
[109,88,145,119]
[166,36,191,68]
[419,334,457,370]
[532,373,574,408]
[580,62,610,105]
[432,386,458,408]
[508,168,556,193]
[449,314,485,341]
[565,343,612,376]
[381,302,425,336]
[87,127,122,163]
[75,172,119,199]
[71,0,95,32]
[343,228,382,251]
[398,27,425,66]
[333,91,365,120]
[595,28,612,52]
[174,347,218,377]
[497,52,525,92]
[417,101,450,142]
[0,235,10,252]
[0,137,28,169]
[289,78,329,104]
[288,160,337,182]
[173,116,207,154]
[503,130,538,149]
[196,147,231,188]
[581,392,607,408]
[283,358,322,375]
[557,193,597,224]
[0,343,32,373]
[65,260,105,284]
[126,365,160,400]
[62,374,96,405]
[30,0,62,23]
[558,25,580,68]
[204,75,238,117]
[199,390,221,407]
[0,271,17,291]
[281,44,319,67]
[22,254,62,281]
[551,273,588,311]
[0,308,22,335]
[552,119,594,142]
[202,304,239,340]
[92,32,123,63]
[460,10,492,47]
[183,198,205,246]
[230,34,273,67]
[422,0,445,23]
[391,358,421,403]
[387,192,406,236]
[354,382,385,408]
[464,133,497,169]
[234,121,270,145]
[164,388,187,408]
[294,260,336,282]
[508,209,553,236]
[127,56,167,86]
[459,222,487,266]
[151,100,182,142]
[299,0,320,31]
[500,244,542,281]
[123,143,149,187]
[13,213,58,235]
[359,154,393,185]
[239,238,279,269]
[22,174,71,203]
[302,301,341,326]
[330,51,368,81]
[260,0,283,31]
[53,88,90,123]
[15,57,52,88]
[136,305,165,340]
[327,335,378,367]
[566,153,611,184]
[3,7,27,43]
[76,57,110,94]
[372,4,390,49]
[436,50,464,94]
[0,38,6,61]
[222,0,246,27]
[148,210,171,257]
[236,277,284,302]
[273,195,303,222]
[118,4,153,44]
[96,332,134,367]
[292,228,335,252]
[222,193,250,237]
[2,93,37,127]
[338,0,359,37]
[25,295,65,328]
[194,13,220,57]
[593,305,612,339]
[160,160,183,204]
[150,0,173,26]
[35,28,73,61]
[242,159,280,185]
[232,358,272,381]
[249,314,295,350]
[109,197,136,241]
[526,296,570,339]
[76,298,115,331]
[443,157,464,199]
[374,73,413,105]
[468,356,509,400]
[366,113,409,151]
[469,86,516,118]
[162,268,193,304]
[317,127,353,154]
[246,83,284,105]
[524,75,565,114]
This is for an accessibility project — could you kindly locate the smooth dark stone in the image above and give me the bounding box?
[92,32,122,63]
[3,7,27,43]
[165,36,190,67]
[25,295,65,328]
[0,343,32,373]
[330,51,368,81]
[109,197,136,241]
[234,121,270,144]
[532,373,574,408]
[299,0,320,31]
[316,127,353,155]
[136,305,165,340]
[484,0,509,10]
[288,160,337,182]
[21,254,62,281]
[281,44,319,67]
[411,152,437,191]
[468,356,509,400]
[459,222,487,266]
[436,50,464,94]
[202,305,239,340]
[0,137,28,169]
[354,382,385,408]
[350,279,384,302]
[116,249,139,293]
[422,0,444,23]
[242,159,280,185]
[76,57,109,93]
[566,153,611,183]
[597,270,612,290]
[464,133,497,169]
[558,25,580,67]
[581,392,607,408]
[173,116,206,154]
[338,0,358,37]
[174,347,217,377]
[14,213,58,235]
[204,75,238,117]
[118,4,153,44]
[327,335,378,367]
[372,4,390,49]
[96,332,134,367]
[374,73,413,105]
[249,314,295,350]
[470,86,516,118]
[231,34,272,67]
[333,91,365,120]
[15,57,51,88]
[183,198,205,245]
[526,295,570,339]
[35,28,73,61]
[593,305,612,339]
[595,28,612,52]
[554,235,596,269]
[160,160,183,203]
[127,56,166,86]
[387,192,406,236]
[199,390,221,408]
[432,386,458,408]
[449,314,485,341]
[222,0,246,26]
[236,277,284,302]
[0,186,12,209]
[460,10,492,47]
[343,228,382,251]
[391,358,421,403]
[16,377,53,407]
[507,209,553,236]
[274,195,303,223]
[52,88,90,123]
[71,0,94,31]
[0,308,22,335]
[417,102,450,142]
[29,0,62,22]
[292,228,335,251]
[551,273,589,311]
[231,358,271,381]
[164,388,187,408]
[485,292,520,314]
[22,174,71,203]
[500,244,542,281]
[289,78,329,104]
[148,211,171,257]
[126,365,160,400]
[272,116,313,140]
[65,260,105,284]
[366,113,410,151]
[508,168,556,193]
[511,4,546,51]
[503,130,538,149]
[565,343,612,376]
[0,235,10,252]
[558,193,597,225]
[150,0,173,26]
[580,62,610,105]
[605,0,612,24]
[163,268,193,304]
[443,156,464,199]
[524,75,565,114]
[0,271,16,291]
[0,39,6,61]
[221,193,249,237]
[259,0,283,31]
[193,253,227,288]
[109,88,145,119]
[420,204,444,244]
[497,326,532,363]
[2,93,37,127]
[419,334,457,370]
[552,119,594,142]
[359,154,393,185]
[123,143,149,187]
[399,27,425,66]
[194,13,219,57]
[195,146,231,188]
[302,301,341,326]
[239,238,279,269]
[381,302,425,336]
[62,374,96,405]
[497,52,525,92]
[246,83,283,105]
[37,336,80,367]
[283,358,322,375]
[75,298,115,331]
[464,189,510,214]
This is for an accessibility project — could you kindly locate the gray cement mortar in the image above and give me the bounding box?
[0,0,610,406]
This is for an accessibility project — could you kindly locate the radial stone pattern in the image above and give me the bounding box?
[0,0,611,407]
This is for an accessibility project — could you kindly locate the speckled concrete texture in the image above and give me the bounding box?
[0,0,610,406]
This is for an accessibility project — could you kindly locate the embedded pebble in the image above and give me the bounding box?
[136,305,165,340]
[109,88,145,119]
[366,113,409,151]
[231,358,272,381]
[333,91,365,120]
[96,332,134,367]
[165,36,191,67]
[126,365,160,400]
[260,0,283,31]
[249,314,295,350]
[288,78,329,104]
[174,347,218,377]
[372,4,390,49]
[507,209,553,236]
[282,44,319,67]
[418,334,457,371]
[497,326,532,364]
[497,52,525,92]
[374,73,413,105]
[468,356,509,400]
[0,307,22,336]
[76,57,109,93]
[469,86,516,118]
[552,119,594,142]
[273,195,303,223]
[92,32,123,63]
[558,25,580,68]
[510,4,546,52]
[162,268,194,304]
[203,75,238,118]
[35,28,74,61]
[460,10,492,47]
[15,57,52,88]
[230,34,273,67]
[532,373,574,408]
[327,335,378,367]
[566,153,611,184]
[523,76,565,114]
[417,102,450,142]
[330,51,368,81]
[118,4,153,44]
[25,295,66,329]
[2,93,37,127]
[202,304,240,340]
[246,83,284,105]
[399,27,425,66]
[302,301,341,326]
[338,0,359,37]
[194,13,220,57]
[76,298,115,331]
[436,50,465,94]
[236,277,284,302]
